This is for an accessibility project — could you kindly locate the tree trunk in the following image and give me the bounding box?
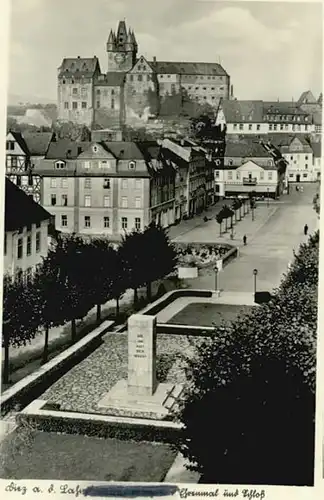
[234,211,237,223]
[231,216,233,229]
[134,288,138,307]
[225,218,228,231]
[219,222,222,236]
[42,324,50,365]
[146,282,152,302]
[71,318,77,343]
[116,296,120,317]
[96,304,101,324]
[3,333,10,385]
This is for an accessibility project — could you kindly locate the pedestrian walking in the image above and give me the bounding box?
[243,234,247,246]
[304,224,308,236]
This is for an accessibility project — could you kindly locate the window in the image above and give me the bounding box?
[6,140,15,150]
[61,178,68,188]
[233,124,238,130]
[303,173,308,178]
[129,74,133,81]
[305,156,308,160]
[21,176,28,186]
[62,194,68,206]
[147,75,150,81]
[85,178,91,189]
[273,124,277,131]
[36,232,41,253]
[111,99,115,110]
[82,102,87,109]
[135,217,141,230]
[96,89,101,95]
[73,88,78,94]
[72,102,78,109]
[269,124,273,131]
[51,194,56,206]
[135,197,141,208]
[228,159,233,166]
[236,172,240,180]
[84,195,91,207]
[27,235,32,256]
[290,156,294,160]
[64,102,69,109]
[228,171,233,180]
[104,216,110,228]
[50,178,57,188]
[55,160,65,169]
[121,217,128,229]
[138,75,143,82]
[289,173,294,178]
[84,161,90,169]
[135,179,142,189]
[122,179,128,189]
[17,238,23,259]
[84,216,91,228]
[104,195,110,207]
[103,178,110,189]
[121,196,128,208]
[248,124,252,131]
[239,124,243,130]
[92,145,98,153]
[268,172,273,180]
[215,171,220,179]
[257,124,260,131]
[96,101,100,108]
[61,215,68,227]
[260,171,264,180]
[128,161,136,170]
[305,164,308,169]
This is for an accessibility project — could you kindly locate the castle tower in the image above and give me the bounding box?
[107,20,137,73]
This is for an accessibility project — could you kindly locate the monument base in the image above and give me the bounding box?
[97,380,184,420]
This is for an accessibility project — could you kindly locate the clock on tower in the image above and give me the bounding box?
[114,53,126,65]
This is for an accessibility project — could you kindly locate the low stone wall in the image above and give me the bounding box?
[140,289,213,317]
[17,399,183,444]
[1,320,114,417]
[157,324,214,336]
[222,246,239,267]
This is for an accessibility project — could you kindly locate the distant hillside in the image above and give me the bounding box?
[8,93,56,106]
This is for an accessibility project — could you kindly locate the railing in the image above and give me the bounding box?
[242,177,257,185]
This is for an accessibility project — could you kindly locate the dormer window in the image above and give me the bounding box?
[129,161,136,170]
[93,145,98,153]
[55,160,66,169]
[228,159,233,166]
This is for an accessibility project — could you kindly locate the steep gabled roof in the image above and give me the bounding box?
[221,100,264,123]
[45,139,91,160]
[23,132,54,156]
[8,131,30,155]
[58,57,100,78]
[5,179,51,232]
[297,90,317,106]
[103,141,147,160]
[151,61,228,76]
[225,138,270,158]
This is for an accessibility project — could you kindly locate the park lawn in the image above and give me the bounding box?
[167,303,254,327]
[0,430,177,482]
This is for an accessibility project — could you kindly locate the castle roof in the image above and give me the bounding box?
[58,57,100,78]
[5,178,51,232]
[297,90,317,106]
[151,61,228,76]
[95,72,125,86]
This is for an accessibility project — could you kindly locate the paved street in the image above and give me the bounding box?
[170,183,318,294]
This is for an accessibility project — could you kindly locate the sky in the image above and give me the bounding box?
[7,0,323,102]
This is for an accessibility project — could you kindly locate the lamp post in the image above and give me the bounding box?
[253,268,258,295]
[251,202,255,221]
[214,265,219,292]
[267,188,269,208]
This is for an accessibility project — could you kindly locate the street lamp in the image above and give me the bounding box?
[214,265,219,292]
[253,268,258,294]
[267,188,269,208]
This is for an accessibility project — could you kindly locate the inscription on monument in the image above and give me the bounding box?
[135,333,146,358]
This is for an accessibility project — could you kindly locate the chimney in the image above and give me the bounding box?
[153,56,157,64]
[66,149,72,159]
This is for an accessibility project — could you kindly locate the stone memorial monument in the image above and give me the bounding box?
[98,314,183,419]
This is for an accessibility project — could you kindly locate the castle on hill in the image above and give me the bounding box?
[57,20,231,129]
